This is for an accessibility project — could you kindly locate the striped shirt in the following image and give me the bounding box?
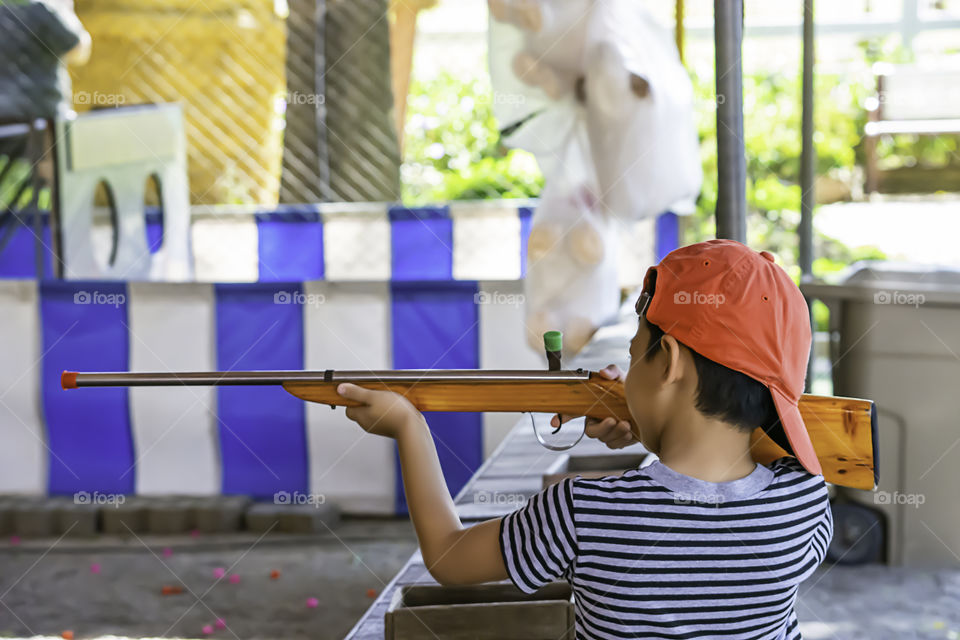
[499,457,833,640]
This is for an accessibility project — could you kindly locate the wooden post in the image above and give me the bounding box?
[389,0,437,154]
[675,0,685,63]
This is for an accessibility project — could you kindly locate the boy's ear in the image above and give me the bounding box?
[658,334,686,385]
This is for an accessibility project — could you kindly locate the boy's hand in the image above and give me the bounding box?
[337,383,425,439]
[550,363,638,450]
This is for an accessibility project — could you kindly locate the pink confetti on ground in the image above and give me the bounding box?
[228,574,240,584]
[212,567,226,579]
[9,536,20,545]
[306,597,319,608]
[215,619,226,630]
[89,563,101,574]
[162,548,173,557]
[190,529,200,537]
[201,624,214,635]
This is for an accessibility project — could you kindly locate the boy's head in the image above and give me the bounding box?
[623,239,820,475]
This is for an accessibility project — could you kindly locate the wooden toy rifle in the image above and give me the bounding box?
[62,332,878,490]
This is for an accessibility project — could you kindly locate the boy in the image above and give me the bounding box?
[338,239,833,639]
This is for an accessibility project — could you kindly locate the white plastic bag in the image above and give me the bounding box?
[489,0,701,220]
[489,0,701,353]
[582,0,702,220]
[523,124,620,355]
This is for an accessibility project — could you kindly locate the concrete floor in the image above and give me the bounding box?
[0,518,417,640]
[798,564,960,639]
[0,519,958,640]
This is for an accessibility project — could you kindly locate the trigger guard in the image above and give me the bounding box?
[532,414,586,451]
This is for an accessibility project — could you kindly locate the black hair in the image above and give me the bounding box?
[641,272,793,453]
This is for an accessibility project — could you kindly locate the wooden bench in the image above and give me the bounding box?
[864,64,960,194]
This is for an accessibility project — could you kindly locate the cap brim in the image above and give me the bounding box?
[769,386,822,476]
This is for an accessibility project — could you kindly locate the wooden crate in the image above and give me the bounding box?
[542,452,649,488]
[384,581,574,640]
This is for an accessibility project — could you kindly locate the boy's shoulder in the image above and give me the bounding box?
[765,456,828,487]
[567,465,668,493]
[566,456,825,502]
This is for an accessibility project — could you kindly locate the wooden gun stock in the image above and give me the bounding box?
[62,368,878,490]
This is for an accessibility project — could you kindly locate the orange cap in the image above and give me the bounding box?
[643,239,820,476]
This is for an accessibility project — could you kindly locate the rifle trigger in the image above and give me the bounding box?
[551,415,562,435]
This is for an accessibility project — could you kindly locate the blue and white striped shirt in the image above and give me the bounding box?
[499,457,833,639]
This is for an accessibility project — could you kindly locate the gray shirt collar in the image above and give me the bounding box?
[642,459,775,503]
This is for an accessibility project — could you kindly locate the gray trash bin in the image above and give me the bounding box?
[802,262,960,567]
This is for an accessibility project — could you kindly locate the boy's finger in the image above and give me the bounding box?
[606,421,634,442]
[592,420,632,444]
[599,363,624,380]
[606,433,636,450]
[584,417,617,440]
[551,413,578,428]
[337,382,371,403]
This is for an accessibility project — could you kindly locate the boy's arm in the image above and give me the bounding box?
[337,383,507,586]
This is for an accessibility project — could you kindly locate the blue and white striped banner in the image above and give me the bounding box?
[0,201,668,286]
[0,278,536,513]
[0,202,676,513]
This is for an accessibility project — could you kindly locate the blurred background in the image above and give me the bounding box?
[1,0,959,638]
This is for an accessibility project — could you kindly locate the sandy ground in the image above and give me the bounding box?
[1,518,958,640]
[0,518,417,640]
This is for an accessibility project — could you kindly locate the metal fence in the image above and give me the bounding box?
[68,0,288,205]
[282,0,401,204]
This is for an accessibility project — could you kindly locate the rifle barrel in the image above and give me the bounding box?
[62,369,592,389]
